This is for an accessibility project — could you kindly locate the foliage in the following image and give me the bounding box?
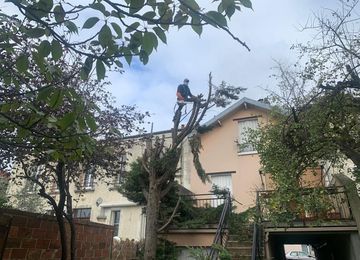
[0,13,145,259]
[173,203,224,229]
[228,207,255,236]
[112,239,142,260]
[187,244,231,260]
[252,0,360,223]
[11,183,46,213]
[0,174,9,208]
[155,238,180,260]
[4,0,252,81]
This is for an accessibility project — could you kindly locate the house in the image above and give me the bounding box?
[185,97,274,212]
[74,97,281,242]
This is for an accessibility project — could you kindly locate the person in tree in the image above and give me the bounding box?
[176,78,197,103]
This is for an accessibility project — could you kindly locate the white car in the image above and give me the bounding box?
[286,251,316,260]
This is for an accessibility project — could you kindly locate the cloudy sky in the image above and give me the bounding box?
[1,0,342,132]
[105,0,340,132]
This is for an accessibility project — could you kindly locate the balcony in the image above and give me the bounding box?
[257,186,355,228]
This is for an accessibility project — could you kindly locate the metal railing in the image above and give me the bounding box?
[251,192,262,260]
[257,186,353,222]
[208,191,232,260]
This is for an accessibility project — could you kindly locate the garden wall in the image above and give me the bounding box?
[0,208,114,260]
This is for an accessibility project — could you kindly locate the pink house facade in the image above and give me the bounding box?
[187,97,272,213]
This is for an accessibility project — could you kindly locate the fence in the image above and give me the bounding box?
[0,208,114,260]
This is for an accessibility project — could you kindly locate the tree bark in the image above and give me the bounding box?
[55,161,68,260]
[144,177,160,260]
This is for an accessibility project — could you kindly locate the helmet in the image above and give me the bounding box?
[184,78,189,83]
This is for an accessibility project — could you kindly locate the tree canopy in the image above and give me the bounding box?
[253,0,360,222]
[4,0,252,81]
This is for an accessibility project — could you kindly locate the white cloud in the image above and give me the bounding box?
[0,0,342,131]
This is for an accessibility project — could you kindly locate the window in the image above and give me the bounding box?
[209,173,233,194]
[209,173,232,207]
[112,210,121,237]
[73,208,91,219]
[238,118,258,153]
[84,167,94,189]
[115,154,127,185]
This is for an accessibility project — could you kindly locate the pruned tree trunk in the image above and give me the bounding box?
[144,177,160,260]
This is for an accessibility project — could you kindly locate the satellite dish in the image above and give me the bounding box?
[96,197,103,206]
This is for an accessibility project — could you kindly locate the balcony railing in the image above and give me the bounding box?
[257,186,353,223]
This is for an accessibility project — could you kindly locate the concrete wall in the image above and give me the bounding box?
[0,208,113,260]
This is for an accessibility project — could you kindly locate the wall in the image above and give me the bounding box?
[0,208,113,260]
[65,131,175,241]
[189,105,270,212]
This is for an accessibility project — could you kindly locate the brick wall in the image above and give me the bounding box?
[0,208,114,260]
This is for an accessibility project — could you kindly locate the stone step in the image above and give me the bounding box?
[226,240,253,247]
[231,257,252,260]
[227,246,252,256]
[228,235,253,242]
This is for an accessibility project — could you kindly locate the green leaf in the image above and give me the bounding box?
[139,50,149,65]
[37,87,54,102]
[80,57,94,80]
[153,27,167,44]
[191,17,202,36]
[26,28,45,38]
[58,112,76,131]
[239,0,252,9]
[65,21,78,34]
[83,17,100,29]
[98,24,112,47]
[32,51,46,73]
[54,5,65,23]
[123,48,132,65]
[85,115,98,131]
[48,89,63,108]
[181,0,200,11]
[221,0,233,10]
[51,40,63,61]
[38,0,53,12]
[16,54,29,73]
[125,22,140,33]
[90,2,109,16]
[142,32,154,55]
[206,11,227,27]
[226,5,235,18]
[38,40,51,57]
[142,11,156,19]
[111,22,122,38]
[96,60,106,80]
[130,0,145,14]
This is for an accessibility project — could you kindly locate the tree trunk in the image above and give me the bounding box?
[65,182,76,260]
[144,179,160,260]
[55,161,68,260]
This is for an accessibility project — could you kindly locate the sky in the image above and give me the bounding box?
[105,0,339,132]
[0,0,341,132]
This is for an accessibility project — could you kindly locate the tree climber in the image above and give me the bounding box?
[176,78,197,103]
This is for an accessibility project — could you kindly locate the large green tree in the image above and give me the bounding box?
[254,0,360,222]
[0,14,146,259]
